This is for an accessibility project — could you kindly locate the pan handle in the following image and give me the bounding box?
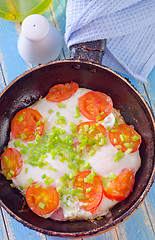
[69,39,106,65]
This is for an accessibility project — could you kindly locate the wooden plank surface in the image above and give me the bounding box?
[0,0,154,239]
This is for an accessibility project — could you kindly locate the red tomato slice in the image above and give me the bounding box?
[75,121,107,152]
[78,91,113,120]
[11,108,44,142]
[103,169,135,201]
[77,121,107,135]
[109,124,142,153]
[73,170,103,214]
[26,182,59,216]
[1,148,23,180]
[46,82,79,102]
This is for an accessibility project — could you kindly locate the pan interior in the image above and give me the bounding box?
[0,61,154,237]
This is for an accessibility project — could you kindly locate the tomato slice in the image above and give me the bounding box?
[109,124,142,153]
[26,182,59,216]
[103,169,135,201]
[78,91,113,120]
[75,121,107,153]
[73,170,103,214]
[46,82,79,102]
[11,108,44,142]
[1,148,23,180]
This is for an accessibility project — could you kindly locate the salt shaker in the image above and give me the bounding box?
[18,14,63,65]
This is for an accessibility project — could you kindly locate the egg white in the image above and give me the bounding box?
[8,88,141,220]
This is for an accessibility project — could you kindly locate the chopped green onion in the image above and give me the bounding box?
[84,170,96,183]
[74,106,81,118]
[20,148,27,155]
[56,111,60,117]
[71,188,77,196]
[96,115,101,120]
[124,143,132,148]
[88,149,96,156]
[10,170,14,175]
[114,118,119,127]
[18,116,24,122]
[4,155,8,161]
[57,186,62,194]
[14,140,21,148]
[35,183,40,188]
[35,134,41,141]
[44,177,54,185]
[20,133,27,140]
[39,202,46,209]
[7,172,12,179]
[114,150,125,162]
[64,202,69,207]
[125,148,133,154]
[41,174,46,179]
[25,168,28,174]
[110,173,117,179]
[115,145,122,150]
[46,166,57,171]
[132,135,140,141]
[111,129,118,132]
[70,125,77,133]
[36,120,41,126]
[86,187,91,193]
[28,178,34,184]
[106,127,111,131]
[58,116,65,121]
[120,134,125,142]
[48,109,53,114]
[58,102,66,108]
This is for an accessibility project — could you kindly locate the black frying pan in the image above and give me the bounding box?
[0,40,154,237]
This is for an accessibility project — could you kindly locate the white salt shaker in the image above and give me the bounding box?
[18,14,63,65]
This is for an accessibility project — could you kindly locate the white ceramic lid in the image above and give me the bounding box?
[22,14,49,41]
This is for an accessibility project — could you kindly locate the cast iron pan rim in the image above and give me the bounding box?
[0,60,155,237]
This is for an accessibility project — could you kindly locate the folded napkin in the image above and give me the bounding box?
[65,0,155,83]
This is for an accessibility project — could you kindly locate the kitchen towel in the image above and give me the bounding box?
[65,0,155,83]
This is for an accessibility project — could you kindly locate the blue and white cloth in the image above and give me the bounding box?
[65,0,155,83]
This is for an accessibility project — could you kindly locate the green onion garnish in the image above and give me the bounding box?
[39,202,46,209]
[28,178,34,184]
[125,148,133,154]
[86,187,92,193]
[132,135,140,141]
[10,170,14,175]
[18,116,24,122]
[20,133,27,140]
[58,102,66,108]
[48,109,53,114]
[14,140,21,148]
[41,174,46,179]
[35,183,40,188]
[36,120,41,126]
[120,134,125,142]
[114,150,125,162]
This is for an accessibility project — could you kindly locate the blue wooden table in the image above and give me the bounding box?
[0,1,154,240]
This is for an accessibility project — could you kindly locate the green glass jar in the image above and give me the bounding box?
[0,0,53,22]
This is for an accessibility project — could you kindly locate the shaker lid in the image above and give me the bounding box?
[22,14,49,41]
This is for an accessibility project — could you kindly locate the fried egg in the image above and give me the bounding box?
[4,86,141,221]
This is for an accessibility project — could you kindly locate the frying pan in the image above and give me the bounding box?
[0,40,154,238]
